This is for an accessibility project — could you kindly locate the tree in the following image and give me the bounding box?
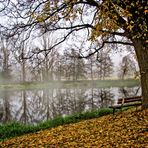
[37,33,58,81]
[0,0,147,108]
[63,48,86,80]
[54,53,65,80]
[0,38,11,83]
[28,33,58,81]
[96,50,113,80]
[12,36,30,82]
[86,52,96,80]
[118,55,137,79]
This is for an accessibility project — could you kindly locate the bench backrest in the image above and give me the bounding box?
[117,96,142,104]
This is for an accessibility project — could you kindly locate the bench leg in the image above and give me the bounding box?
[136,105,140,111]
[136,105,138,111]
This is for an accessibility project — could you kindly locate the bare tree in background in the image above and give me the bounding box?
[13,39,30,82]
[28,33,58,81]
[39,33,57,81]
[63,48,86,81]
[86,52,96,80]
[0,0,147,108]
[0,38,11,83]
[118,55,137,79]
[96,50,113,80]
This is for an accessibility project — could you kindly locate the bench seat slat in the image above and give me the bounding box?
[122,102,142,107]
[109,105,122,109]
[118,96,141,100]
[118,99,142,104]
[109,102,142,109]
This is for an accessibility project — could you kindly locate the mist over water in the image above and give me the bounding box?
[0,85,140,124]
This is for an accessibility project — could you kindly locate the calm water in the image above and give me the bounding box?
[0,86,140,124]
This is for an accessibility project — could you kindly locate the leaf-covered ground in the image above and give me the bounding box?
[0,108,147,147]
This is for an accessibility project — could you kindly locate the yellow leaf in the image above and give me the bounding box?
[127,24,134,31]
[144,10,148,14]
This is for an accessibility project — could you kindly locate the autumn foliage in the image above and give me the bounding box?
[0,108,147,147]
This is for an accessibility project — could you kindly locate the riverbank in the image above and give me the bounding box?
[0,108,113,141]
[0,108,147,147]
[0,79,140,90]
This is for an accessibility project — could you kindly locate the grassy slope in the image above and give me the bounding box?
[0,108,113,141]
[0,108,147,147]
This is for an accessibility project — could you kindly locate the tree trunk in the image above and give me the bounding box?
[133,39,148,109]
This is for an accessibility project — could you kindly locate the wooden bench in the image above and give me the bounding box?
[109,96,142,115]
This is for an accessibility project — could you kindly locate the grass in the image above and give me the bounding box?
[95,79,140,88]
[0,108,147,147]
[0,78,140,90]
[0,108,113,141]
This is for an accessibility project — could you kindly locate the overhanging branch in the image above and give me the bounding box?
[80,40,133,58]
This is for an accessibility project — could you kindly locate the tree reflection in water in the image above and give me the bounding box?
[0,86,141,124]
[0,89,12,123]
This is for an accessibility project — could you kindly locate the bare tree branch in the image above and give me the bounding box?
[80,40,133,58]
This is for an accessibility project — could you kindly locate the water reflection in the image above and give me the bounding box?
[0,86,140,124]
[0,89,12,123]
